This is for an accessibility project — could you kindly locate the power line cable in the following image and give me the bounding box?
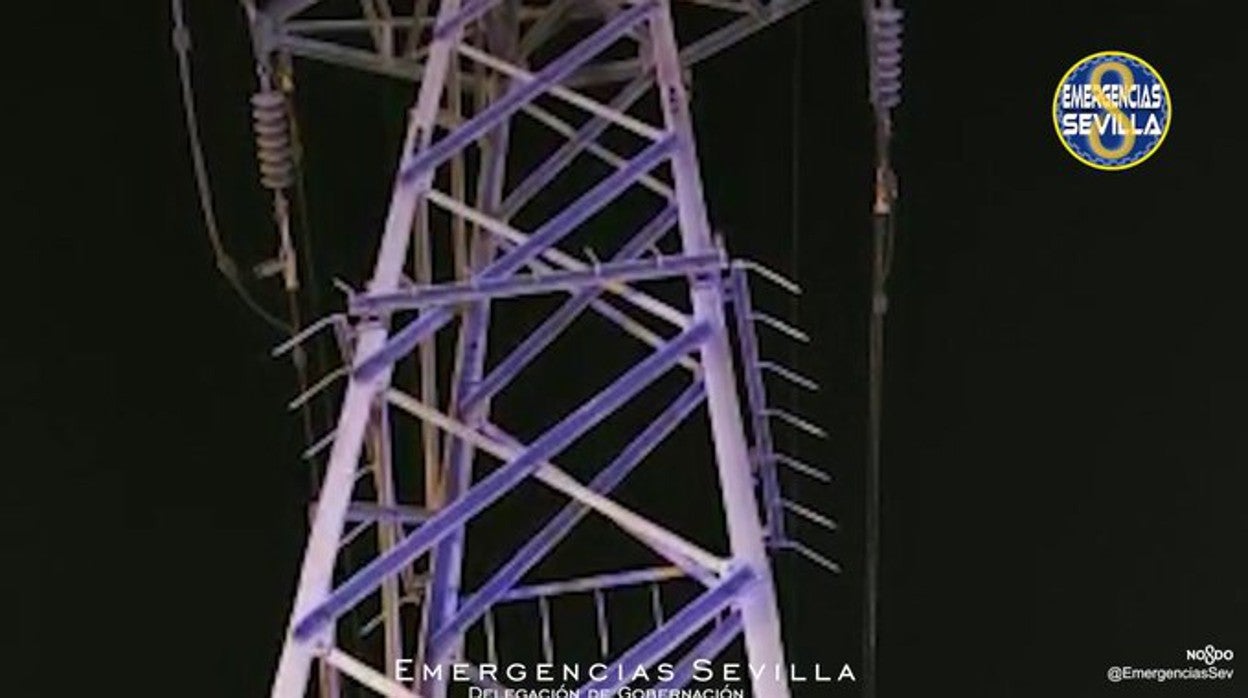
[861,1,903,697]
[171,0,292,334]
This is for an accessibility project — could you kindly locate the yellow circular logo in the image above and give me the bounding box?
[1053,51,1171,170]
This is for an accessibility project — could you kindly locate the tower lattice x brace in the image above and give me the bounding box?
[210,1,838,697]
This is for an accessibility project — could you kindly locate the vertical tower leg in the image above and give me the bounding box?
[268,2,466,696]
[647,3,791,696]
[420,7,520,697]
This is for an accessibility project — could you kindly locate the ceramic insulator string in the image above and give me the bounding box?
[252,89,296,191]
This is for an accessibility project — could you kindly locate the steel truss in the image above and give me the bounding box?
[237,1,835,697]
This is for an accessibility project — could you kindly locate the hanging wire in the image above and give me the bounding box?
[594,589,610,659]
[788,0,805,463]
[282,60,327,332]
[861,2,903,698]
[269,51,337,484]
[538,595,555,664]
[171,0,291,334]
[172,0,338,458]
[173,12,347,648]
[484,607,499,665]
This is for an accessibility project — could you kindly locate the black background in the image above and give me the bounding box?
[12,1,1248,696]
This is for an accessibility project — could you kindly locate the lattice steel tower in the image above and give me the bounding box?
[175,1,841,696]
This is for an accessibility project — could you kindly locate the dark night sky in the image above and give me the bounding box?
[13,1,1248,697]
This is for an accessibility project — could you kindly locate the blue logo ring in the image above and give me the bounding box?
[1053,51,1171,170]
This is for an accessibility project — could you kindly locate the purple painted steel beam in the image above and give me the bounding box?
[654,612,744,691]
[431,0,503,41]
[729,268,784,541]
[399,0,658,185]
[481,135,675,281]
[352,305,455,380]
[460,204,677,412]
[649,4,792,690]
[425,21,515,661]
[426,378,707,659]
[479,421,719,582]
[585,295,663,341]
[344,502,430,525]
[564,0,813,87]
[291,322,710,640]
[580,566,756,693]
[500,75,655,218]
[354,134,676,381]
[352,252,719,312]
[425,293,490,662]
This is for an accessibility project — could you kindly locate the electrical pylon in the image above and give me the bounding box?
[190,1,838,696]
